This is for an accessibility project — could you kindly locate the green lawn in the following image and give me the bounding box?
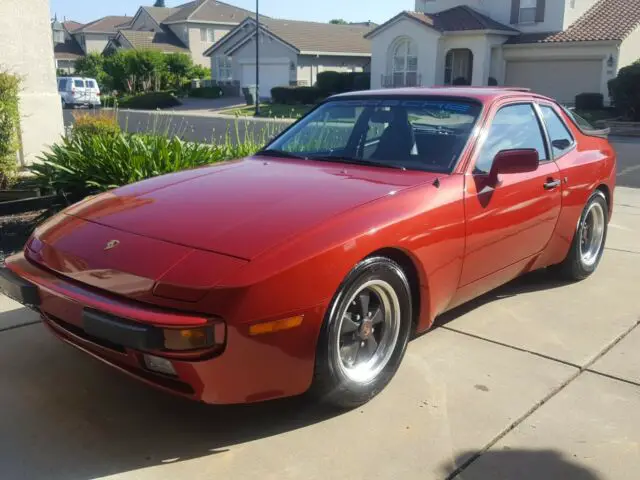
[222,103,312,119]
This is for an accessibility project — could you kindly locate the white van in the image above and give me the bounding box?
[57,77,101,109]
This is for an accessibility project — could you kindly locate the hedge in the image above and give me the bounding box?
[118,92,181,110]
[575,93,604,110]
[608,61,640,121]
[0,71,21,188]
[189,86,224,98]
[271,86,323,105]
[72,110,121,137]
[316,71,370,96]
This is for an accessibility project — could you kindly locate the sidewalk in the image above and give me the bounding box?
[0,187,638,480]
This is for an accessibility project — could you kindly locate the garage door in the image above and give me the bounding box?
[505,60,602,104]
[241,63,289,100]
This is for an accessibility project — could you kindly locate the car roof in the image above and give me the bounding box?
[332,87,555,104]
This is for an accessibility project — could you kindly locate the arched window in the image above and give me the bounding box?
[391,38,418,87]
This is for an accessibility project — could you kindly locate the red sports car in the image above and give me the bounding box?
[0,87,616,408]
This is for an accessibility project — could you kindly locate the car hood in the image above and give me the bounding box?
[65,157,436,260]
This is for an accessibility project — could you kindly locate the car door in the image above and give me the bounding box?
[73,79,86,104]
[459,101,562,287]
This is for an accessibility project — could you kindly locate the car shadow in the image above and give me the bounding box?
[432,268,572,330]
[441,448,602,479]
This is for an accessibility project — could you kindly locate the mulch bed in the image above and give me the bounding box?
[0,211,43,263]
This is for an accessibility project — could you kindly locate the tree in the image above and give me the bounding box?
[154,0,166,7]
[188,65,211,80]
[165,52,193,88]
[74,53,105,84]
[330,19,348,24]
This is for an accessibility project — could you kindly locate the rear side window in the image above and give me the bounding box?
[475,103,547,174]
[57,79,66,91]
[74,79,84,88]
[540,105,574,157]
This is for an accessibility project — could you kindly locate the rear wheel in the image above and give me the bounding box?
[310,257,413,409]
[551,190,608,281]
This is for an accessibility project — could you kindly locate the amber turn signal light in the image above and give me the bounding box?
[249,316,304,336]
[163,326,214,351]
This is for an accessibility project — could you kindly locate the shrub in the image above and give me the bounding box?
[270,86,323,105]
[488,77,498,86]
[72,111,120,137]
[31,127,266,197]
[190,86,224,98]
[118,92,181,110]
[575,92,604,110]
[0,71,21,189]
[608,61,640,120]
[316,71,371,96]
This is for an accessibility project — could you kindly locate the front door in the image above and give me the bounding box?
[460,102,562,286]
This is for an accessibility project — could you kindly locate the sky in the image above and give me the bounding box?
[49,0,414,25]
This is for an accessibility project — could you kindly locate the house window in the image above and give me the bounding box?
[200,28,215,43]
[215,56,232,81]
[519,0,537,23]
[391,38,418,87]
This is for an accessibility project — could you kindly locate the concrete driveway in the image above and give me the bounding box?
[1,146,640,479]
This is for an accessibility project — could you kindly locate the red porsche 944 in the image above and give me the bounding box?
[0,87,616,407]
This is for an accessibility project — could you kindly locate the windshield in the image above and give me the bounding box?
[264,98,482,172]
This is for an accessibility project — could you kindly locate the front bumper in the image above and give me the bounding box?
[1,253,321,404]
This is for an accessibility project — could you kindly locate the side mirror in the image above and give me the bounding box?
[490,149,539,181]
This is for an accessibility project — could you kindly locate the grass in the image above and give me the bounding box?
[222,103,312,119]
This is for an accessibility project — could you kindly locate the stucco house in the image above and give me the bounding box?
[52,15,131,72]
[368,0,640,103]
[105,1,260,66]
[203,17,373,97]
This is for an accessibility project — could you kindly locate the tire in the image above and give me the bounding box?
[309,256,413,409]
[551,190,608,281]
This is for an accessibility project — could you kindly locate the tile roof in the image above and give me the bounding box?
[367,6,518,38]
[62,20,83,32]
[73,15,132,33]
[507,0,640,44]
[259,18,373,54]
[119,29,189,53]
[54,38,85,60]
[163,0,261,24]
[209,17,373,56]
[141,6,180,25]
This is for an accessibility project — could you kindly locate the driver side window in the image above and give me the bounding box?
[475,104,547,174]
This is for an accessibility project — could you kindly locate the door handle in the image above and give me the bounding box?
[543,179,561,190]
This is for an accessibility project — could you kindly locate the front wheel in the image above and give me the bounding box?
[551,190,608,281]
[309,257,413,409]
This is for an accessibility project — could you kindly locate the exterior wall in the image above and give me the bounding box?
[130,9,160,31]
[618,26,640,69]
[0,0,64,165]
[415,0,566,33]
[370,17,441,89]
[230,34,296,82]
[81,33,112,54]
[297,55,370,86]
[188,23,235,66]
[563,0,599,29]
[168,23,189,47]
[503,41,619,102]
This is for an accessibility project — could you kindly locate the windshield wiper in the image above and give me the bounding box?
[255,149,309,160]
[309,156,407,170]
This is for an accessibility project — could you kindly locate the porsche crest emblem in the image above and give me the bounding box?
[104,240,120,251]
